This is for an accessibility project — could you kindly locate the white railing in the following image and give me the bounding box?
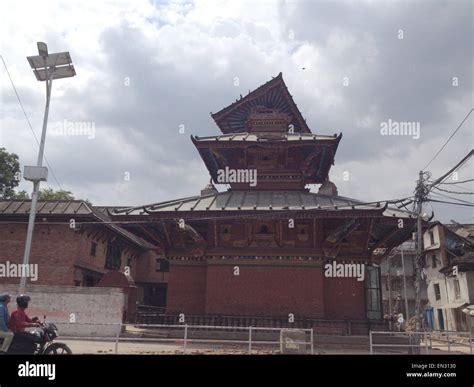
[51,322,314,355]
[369,330,473,355]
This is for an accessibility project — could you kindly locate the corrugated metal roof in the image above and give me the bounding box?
[0,200,155,249]
[193,132,338,142]
[0,200,92,215]
[112,191,416,218]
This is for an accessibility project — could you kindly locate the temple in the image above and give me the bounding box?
[110,73,417,329]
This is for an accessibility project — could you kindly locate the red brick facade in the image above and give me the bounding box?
[0,223,156,291]
[324,277,366,320]
[165,261,367,320]
[166,263,207,315]
[0,224,78,286]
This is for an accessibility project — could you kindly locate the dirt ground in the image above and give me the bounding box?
[58,338,470,355]
[61,339,280,354]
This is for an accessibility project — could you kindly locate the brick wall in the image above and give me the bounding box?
[324,277,366,319]
[0,223,155,287]
[205,263,325,318]
[0,224,78,286]
[134,250,168,283]
[74,227,143,280]
[166,263,207,314]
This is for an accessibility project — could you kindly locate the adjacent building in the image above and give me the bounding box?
[423,222,474,333]
[0,200,166,319]
[380,241,428,320]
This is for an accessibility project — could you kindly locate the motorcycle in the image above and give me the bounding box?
[5,317,72,355]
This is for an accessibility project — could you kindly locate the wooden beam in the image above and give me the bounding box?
[365,218,375,253]
[325,219,360,244]
[370,225,400,251]
[162,222,172,247]
[136,224,163,246]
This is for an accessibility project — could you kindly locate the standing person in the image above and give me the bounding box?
[0,294,14,353]
[9,295,39,333]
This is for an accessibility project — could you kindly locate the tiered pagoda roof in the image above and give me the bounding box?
[196,74,341,190]
[109,73,418,262]
[211,72,311,134]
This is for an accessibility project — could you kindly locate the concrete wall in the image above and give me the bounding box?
[0,285,125,337]
[467,272,474,303]
[423,225,442,252]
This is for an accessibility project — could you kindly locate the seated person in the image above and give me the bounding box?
[0,294,14,353]
[9,295,40,333]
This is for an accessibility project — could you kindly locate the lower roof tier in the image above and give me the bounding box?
[111,190,414,218]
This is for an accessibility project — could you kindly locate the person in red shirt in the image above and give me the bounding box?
[9,295,40,333]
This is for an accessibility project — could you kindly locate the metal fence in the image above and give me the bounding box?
[52,322,314,355]
[135,313,382,335]
[369,330,473,354]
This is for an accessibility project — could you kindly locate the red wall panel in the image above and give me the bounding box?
[323,277,366,319]
[166,264,207,315]
[205,264,325,318]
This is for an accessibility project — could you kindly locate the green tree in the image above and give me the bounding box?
[12,188,91,203]
[1,148,88,203]
[0,147,21,199]
[37,188,75,200]
[13,190,29,199]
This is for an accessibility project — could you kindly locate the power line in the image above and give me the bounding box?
[439,178,474,185]
[0,55,62,190]
[427,150,473,188]
[422,108,473,171]
[433,186,473,195]
[427,198,474,208]
[429,191,474,205]
[447,184,474,193]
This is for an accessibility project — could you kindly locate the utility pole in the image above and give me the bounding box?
[387,255,392,330]
[20,43,75,294]
[400,246,410,321]
[413,170,427,332]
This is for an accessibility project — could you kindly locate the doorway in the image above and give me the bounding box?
[437,308,445,331]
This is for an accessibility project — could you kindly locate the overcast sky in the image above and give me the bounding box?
[0,0,472,223]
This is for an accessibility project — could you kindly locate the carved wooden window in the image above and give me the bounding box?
[297,225,309,242]
[156,258,170,272]
[219,225,232,242]
[90,242,97,257]
[105,240,122,270]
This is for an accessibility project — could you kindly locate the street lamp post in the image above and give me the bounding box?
[19,42,75,293]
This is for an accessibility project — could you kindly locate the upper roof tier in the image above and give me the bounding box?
[192,132,342,189]
[211,73,311,134]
